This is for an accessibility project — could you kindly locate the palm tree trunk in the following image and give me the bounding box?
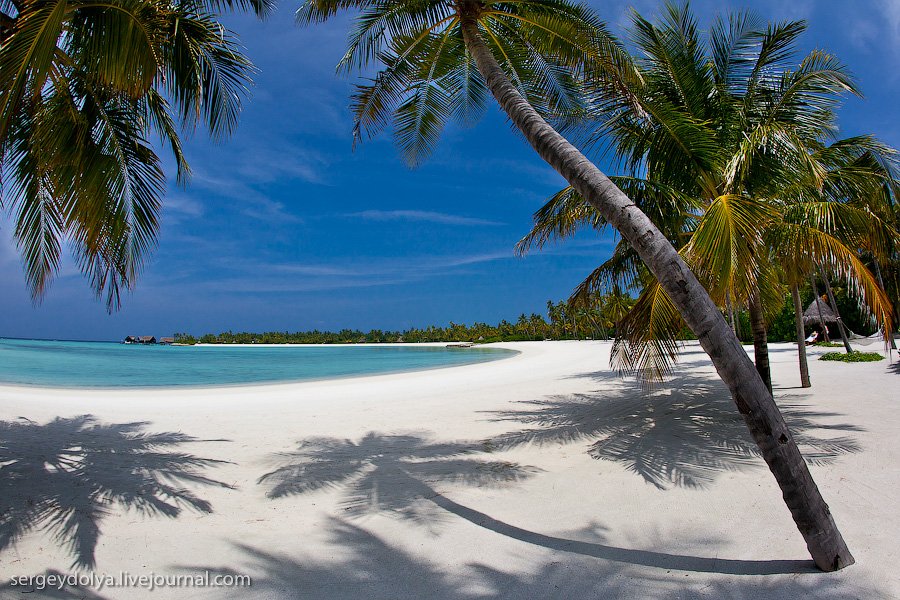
[810,276,831,343]
[818,266,853,354]
[460,12,853,572]
[748,294,772,394]
[725,291,737,335]
[792,284,811,388]
[872,260,897,351]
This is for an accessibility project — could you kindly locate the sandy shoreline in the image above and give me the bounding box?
[0,340,897,599]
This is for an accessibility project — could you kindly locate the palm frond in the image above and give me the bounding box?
[745,19,806,95]
[0,0,68,139]
[683,193,776,301]
[515,186,605,254]
[769,221,894,333]
[610,279,684,384]
[709,9,761,94]
[447,46,488,126]
[65,0,164,97]
[163,12,255,140]
[338,0,455,72]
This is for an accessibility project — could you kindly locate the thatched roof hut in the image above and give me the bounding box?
[803,299,838,326]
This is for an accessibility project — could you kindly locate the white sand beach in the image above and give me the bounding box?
[0,341,898,599]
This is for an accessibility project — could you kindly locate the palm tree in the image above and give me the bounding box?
[0,0,271,309]
[300,0,855,570]
[768,140,899,360]
[524,8,898,381]
[519,9,896,391]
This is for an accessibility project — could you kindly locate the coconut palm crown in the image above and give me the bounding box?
[0,0,273,309]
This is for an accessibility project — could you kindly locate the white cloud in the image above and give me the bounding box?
[149,250,516,295]
[189,173,303,224]
[163,194,204,220]
[232,146,330,186]
[879,0,900,43]
[345,210,503,226]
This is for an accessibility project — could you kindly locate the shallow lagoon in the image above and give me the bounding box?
[0,339,515,388]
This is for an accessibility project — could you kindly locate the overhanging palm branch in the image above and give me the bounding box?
[297,0,639,166]
[610,279,683,383]
[0,0,267,309]
[682,192,776,305]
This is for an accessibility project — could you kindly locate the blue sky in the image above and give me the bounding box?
[1,0,898,341]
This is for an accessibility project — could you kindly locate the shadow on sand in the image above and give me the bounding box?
[485,371,863,490]
[178,518,887,600]
[258,432,538,531]
[0,415,232,569]
[258,430,819,576]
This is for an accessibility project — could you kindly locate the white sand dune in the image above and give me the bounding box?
[0,341,897,599]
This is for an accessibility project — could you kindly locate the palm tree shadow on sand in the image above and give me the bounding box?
[180,518,888,600]
[484,372,863,490]
[0,415,233,569]
[258,431,820,575]
[258,432,539,532]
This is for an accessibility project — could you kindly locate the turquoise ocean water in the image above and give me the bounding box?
[0,338,515,388]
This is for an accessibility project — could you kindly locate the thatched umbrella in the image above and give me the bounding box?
[802,299,838,326]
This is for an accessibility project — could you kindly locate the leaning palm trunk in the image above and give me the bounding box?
[460,12,853,571]
[792,284,812,388]
[819,266,853,354]
[748,294,773,394]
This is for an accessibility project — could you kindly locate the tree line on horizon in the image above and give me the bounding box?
[173,281,878,346]
[174,293,636,344]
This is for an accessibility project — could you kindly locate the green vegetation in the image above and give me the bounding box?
[175,294,636,345]
[517,5,897,386]
[762,284,879,344]
[0,0,269,309]
[819,351,884,362]
[175,288,884,346]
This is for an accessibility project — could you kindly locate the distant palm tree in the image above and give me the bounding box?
[0,0,271,309]
[301,0,856,570]
[768,140,899,364]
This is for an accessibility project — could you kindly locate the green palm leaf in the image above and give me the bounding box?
[1,0,261,308]
[610,279,683,383]
[684,193,776,301]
